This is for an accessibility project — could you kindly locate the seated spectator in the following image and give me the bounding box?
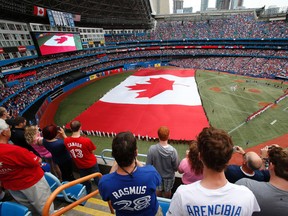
[236,145,288,216]
[167,127,260,216]
[146,126,179,198]
[24,125,61,179]
[64,120,100,194]
[98,131,162,216]
[10,116,40,156]
[225,146,270,183]
[0,119,54,215]
[42,124,75,181]
[178,140,203,184]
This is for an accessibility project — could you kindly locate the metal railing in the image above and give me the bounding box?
[42,172,114,216]
[98,148,147,164]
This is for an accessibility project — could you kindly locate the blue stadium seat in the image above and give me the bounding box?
[157,197,171,215]
[44,172,87,205]
[0,201,32,216]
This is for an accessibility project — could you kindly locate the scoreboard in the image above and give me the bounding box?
[47,9,75,28]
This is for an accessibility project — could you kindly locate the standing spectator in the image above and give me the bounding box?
[0,119,54,215]
[99,131,162,216]
[236,146,288,216]
[10,116,40,156]
[24,125,61,179]
[167,127,260,216]
[42,124,75,181]
[225,146,269,183]
[178,140,203,184]
[0,107,12,201]
[64,120,100,193]
[146,126,179,198]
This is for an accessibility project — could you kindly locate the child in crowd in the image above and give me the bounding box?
[25,125,61,179]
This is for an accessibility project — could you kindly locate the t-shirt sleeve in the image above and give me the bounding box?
[235,180,261,214]
[98,178,109,201]
[243,185,261,215]
[166,189,183,216]
[178,159,185,173]
[153,167,161,186]
[13,147,41,167]
[250,192,261,213]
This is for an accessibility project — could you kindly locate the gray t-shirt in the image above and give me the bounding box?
[236,178,288,216]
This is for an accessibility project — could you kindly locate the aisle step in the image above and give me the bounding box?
[61,197,114,216]
[71,205,113,216]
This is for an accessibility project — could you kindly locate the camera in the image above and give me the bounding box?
[233,146,239,152]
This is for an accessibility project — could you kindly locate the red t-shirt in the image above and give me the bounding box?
[0,144,44,190]
[64,136,97,169]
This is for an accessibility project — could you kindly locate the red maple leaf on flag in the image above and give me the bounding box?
[55,36,68,44]
[39,8,44,15]
[127,77,174,98]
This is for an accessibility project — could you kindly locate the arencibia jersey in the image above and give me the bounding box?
[167,181,260,216]
[99,165,161,216]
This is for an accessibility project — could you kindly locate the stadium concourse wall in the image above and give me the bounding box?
[36,60,165,128]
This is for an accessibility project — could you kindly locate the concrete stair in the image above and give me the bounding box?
[55,194,114,216]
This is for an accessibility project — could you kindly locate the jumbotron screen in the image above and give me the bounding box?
[34,32,83,56]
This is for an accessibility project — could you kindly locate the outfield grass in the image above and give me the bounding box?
[55,69,288,159]
[198,70,288,148]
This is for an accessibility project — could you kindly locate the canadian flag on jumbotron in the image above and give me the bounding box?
[39,34,76,55]
[34,6,47,17]
[72,68,210,140]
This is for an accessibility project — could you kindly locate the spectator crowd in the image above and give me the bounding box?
[105,13,288,43]
[1,109,287,215]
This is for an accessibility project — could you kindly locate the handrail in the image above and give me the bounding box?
[99,149,147,164]
[42,172,114,216]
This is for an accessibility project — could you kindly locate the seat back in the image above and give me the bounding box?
[0,201,32,216]
[44,172,87,205]
[157,197,171,215]
[62,181,87,202]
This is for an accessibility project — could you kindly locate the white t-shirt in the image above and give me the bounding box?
[167,180,260,216]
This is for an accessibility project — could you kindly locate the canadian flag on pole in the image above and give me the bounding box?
[73,68,210,140]
[34,6,47,17]
[39,33,76,55]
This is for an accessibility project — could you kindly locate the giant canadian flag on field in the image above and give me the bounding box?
[39,34,76,55]
[74,68,209,140]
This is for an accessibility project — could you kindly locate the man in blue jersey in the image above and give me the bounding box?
[98,131,162,216]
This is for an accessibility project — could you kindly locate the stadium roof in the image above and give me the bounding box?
[0,0,154,29]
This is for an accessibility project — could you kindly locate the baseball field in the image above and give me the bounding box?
[50,68,288,160]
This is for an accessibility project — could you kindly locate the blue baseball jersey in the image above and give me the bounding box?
[99,165,161,216]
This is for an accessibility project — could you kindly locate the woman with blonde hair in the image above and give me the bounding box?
[24,125,62,179]
[178,140,203,184]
